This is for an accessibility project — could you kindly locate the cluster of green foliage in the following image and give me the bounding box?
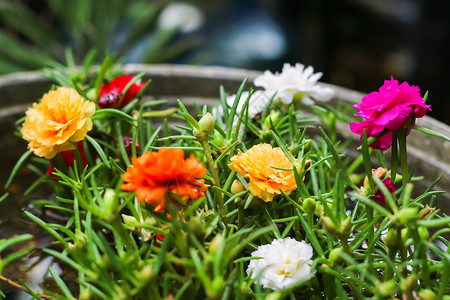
[0,0,198,75]
[0,57,449,299]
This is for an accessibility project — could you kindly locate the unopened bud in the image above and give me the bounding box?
[262,130,272,141]
[263,111,280,130]
[189,216,205,242]
[363,167,387,195]
[206,277,225,300]
[341,217,352,237]
[122,214,139,229]
[302,198,316,214]
[140,265,155,281]
[209,234,224,256]
[418,205,436,220]
[321,216,352,238]
[393,207,419,225]
[418,226,429,241]
[198,113,214,135]
[231,179,245,195]
[122,136,140,156]
[376,279,397,297]
[418,289,436,300]
[401,228,410,244]
[266,292,283,300]
[213,130,225,148]
[103,188,118,219]
[321,216,340,237]
[73,229,87,249]
[315,203,324,216]
[400,275,418,293]
[329,247,344,265]
[385,228,399,247]
[79,285,92,300]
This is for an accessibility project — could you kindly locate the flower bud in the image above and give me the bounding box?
[302,198,316,214]
[266,292,283,300]
[329,247,344,265]
[231,179,245,195]
[122,136,140,156]
[189,216,205,242]
[418,226,429,241]
[79,285,92,300]
[400,275,418,293]
[363,167,387,192]
[341,217,352,237]
[384,228,399,247]
[321,216,340,237]
[206,277,225,300]
[376,279,397,297]
[418,205,436,220]
[314,203,324,216]
[122,214,139,229]
[418,289,436,300]
[321,216,351,238]
[140,265,155,282]
[363,167,387,195]
[401,228,410,244]
[212,130,225,148]
[263,110,280,130]
[73,229,87,249]
[209,234,224,256]
[262,130,272,141]
[103,188,118,219]
[392,207,419,225]
[198,113,214,135]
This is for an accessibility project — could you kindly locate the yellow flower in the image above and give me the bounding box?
[21,87,95,159]
[228,143,304,202]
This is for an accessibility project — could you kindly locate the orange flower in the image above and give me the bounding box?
[121,148,209,212]
[21,87,95,159]
[228,143,302,202]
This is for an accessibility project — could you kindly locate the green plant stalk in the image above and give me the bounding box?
[237,202,244,230]
[391,131,398,184]
[397,227,407,276]
[411,228,430,288]
[197,135,228,230]
[398,129,409,189]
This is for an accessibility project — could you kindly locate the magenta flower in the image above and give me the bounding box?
[350,78,431,151]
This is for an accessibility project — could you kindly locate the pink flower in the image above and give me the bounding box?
[373,177,396,206]
[349,78,430,151]
[98,75,146,109]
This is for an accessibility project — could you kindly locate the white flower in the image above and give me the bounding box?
[254,63,334,105]
[247,237,315,291]
[226,90,271,118]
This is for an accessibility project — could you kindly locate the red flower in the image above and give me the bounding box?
[121,148,209,212]
[122,136,140,156]
[98,75,146,109]
[47,141,88,176]
[373,177,396,206]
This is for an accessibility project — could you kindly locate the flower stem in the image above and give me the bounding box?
[197,135,228,230]
[398,129,409,189]
[391,131,398,184]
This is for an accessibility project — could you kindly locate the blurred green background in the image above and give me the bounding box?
[1,0,449,125]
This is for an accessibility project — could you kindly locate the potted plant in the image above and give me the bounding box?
[0,59,449,299]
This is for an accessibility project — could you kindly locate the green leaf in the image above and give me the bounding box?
[85,135,111,168]
[92,108,137,125]
[5,150,33,189]
[413,125,450,143]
